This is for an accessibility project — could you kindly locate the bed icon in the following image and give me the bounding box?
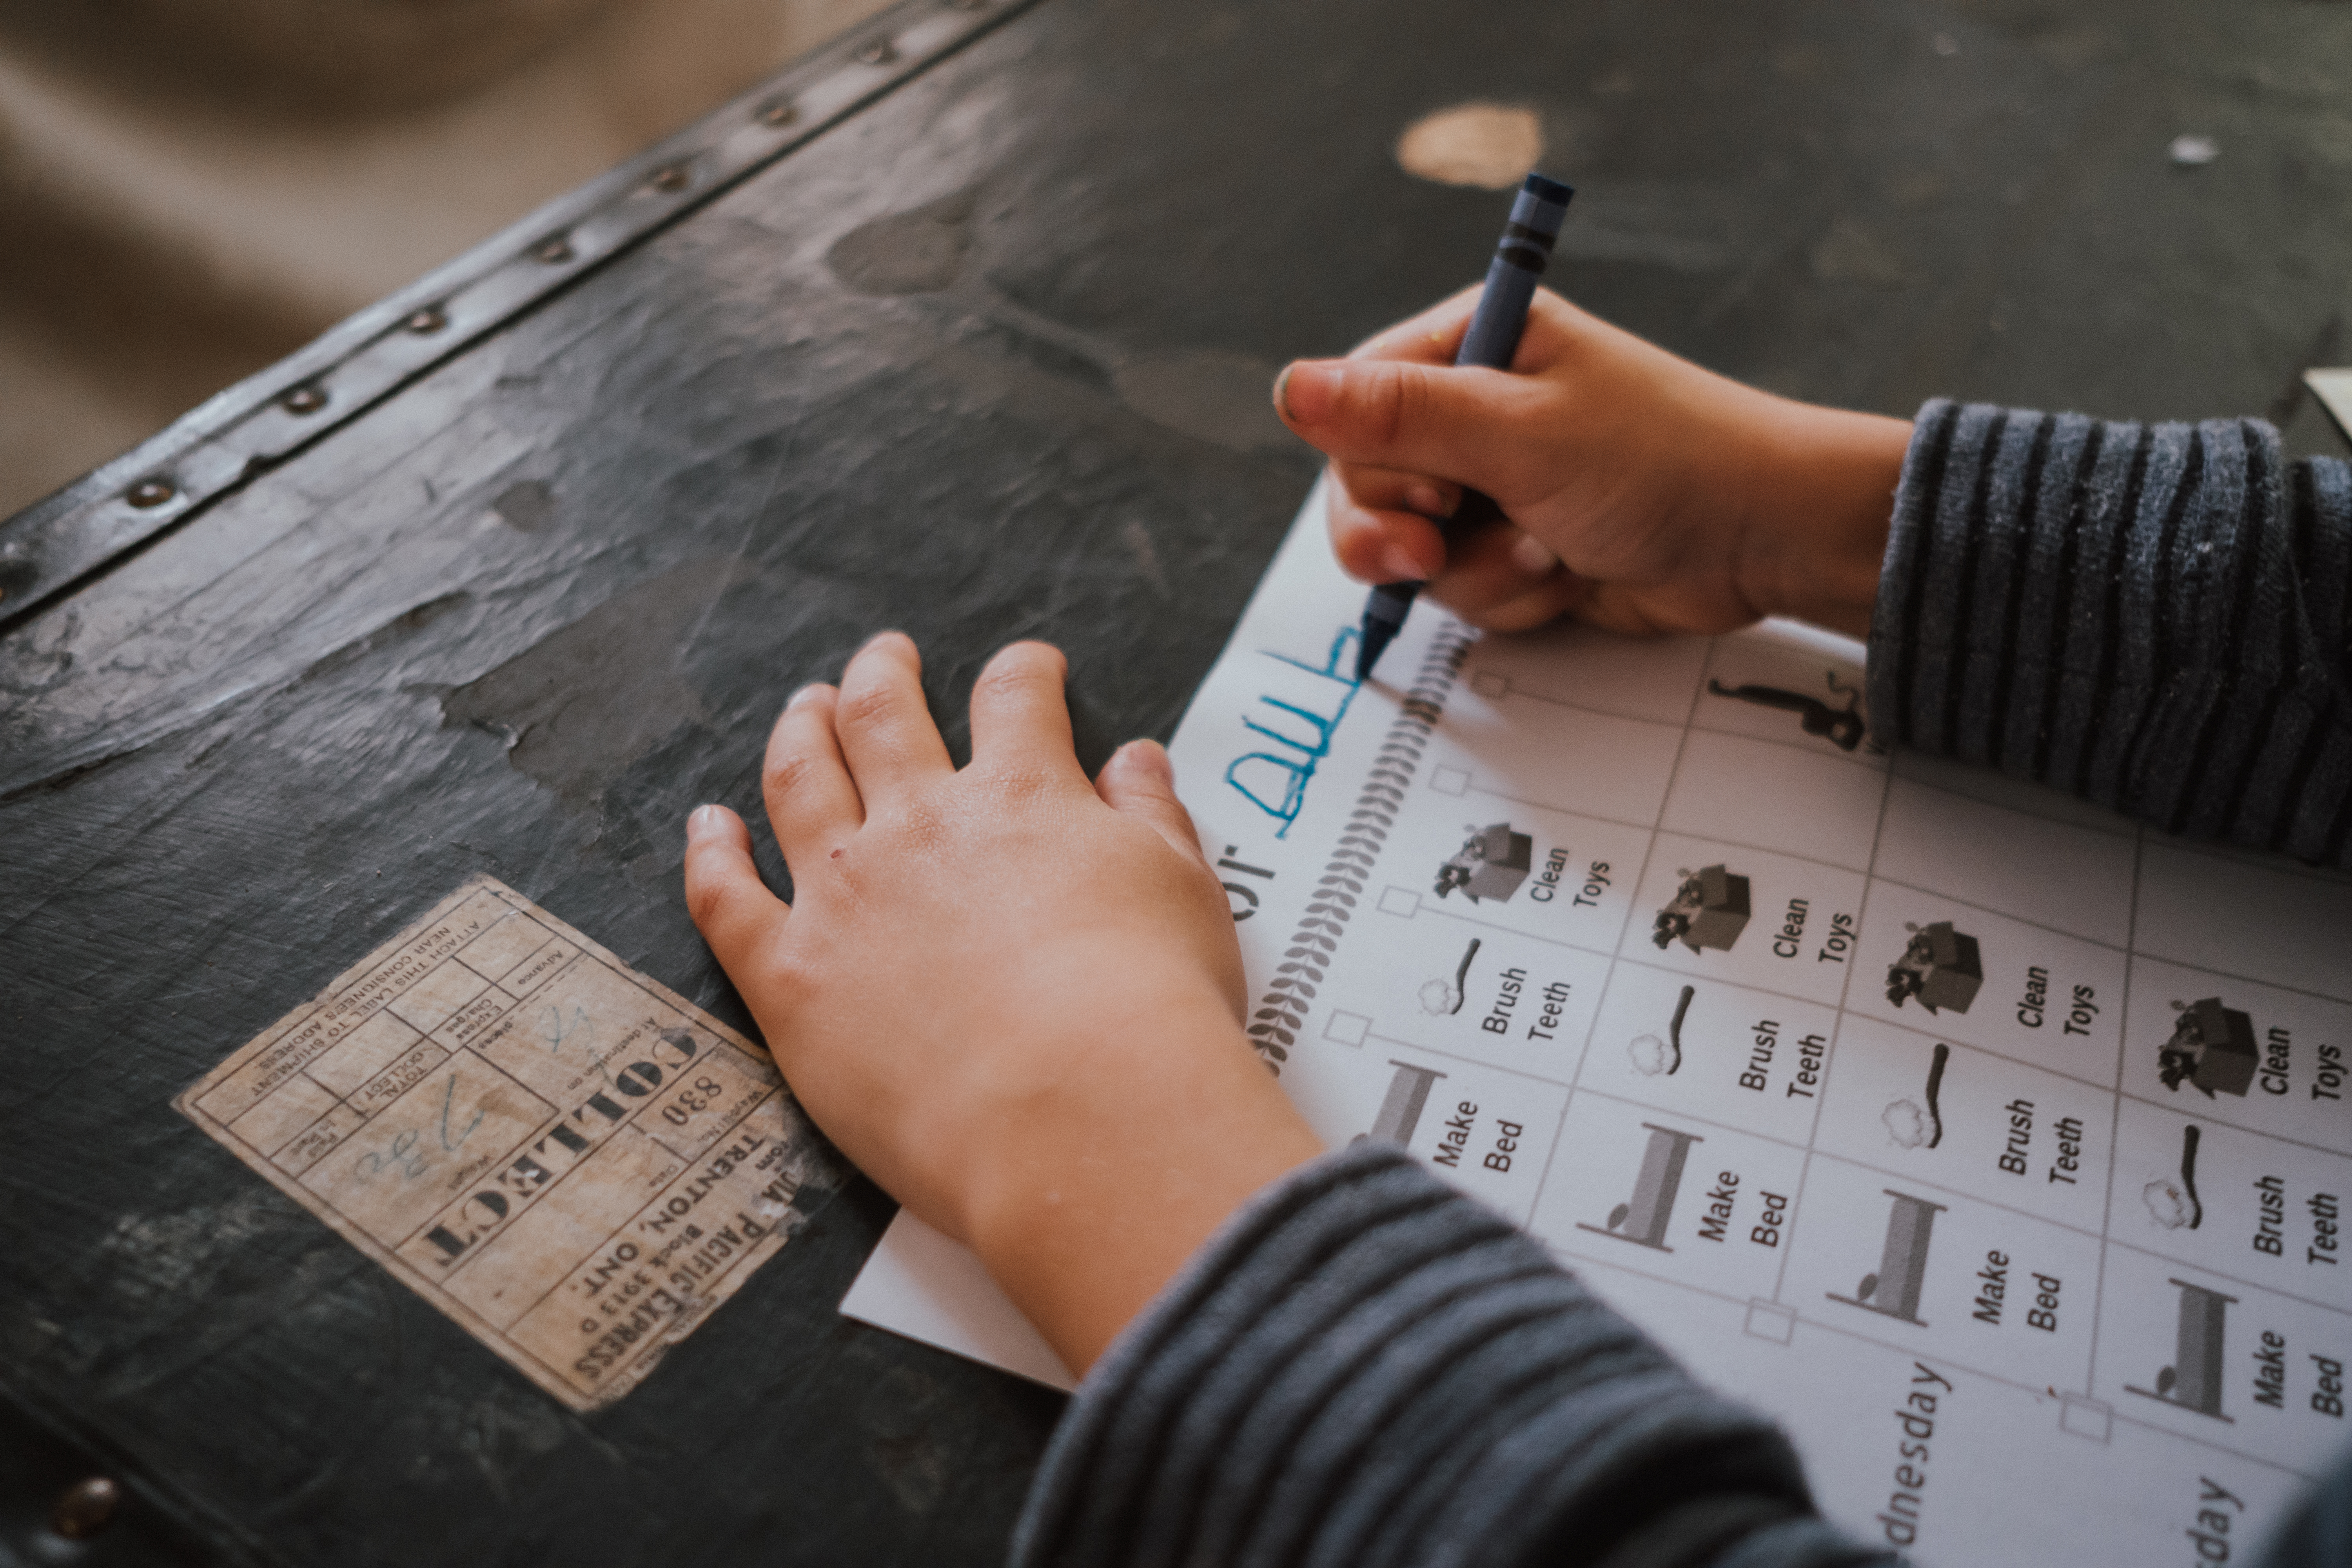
[2125,1279,2236,1421]
[1576,1123,1704,1252]
[1357,1060,1448,1148]
[1827,1189,1947,1325]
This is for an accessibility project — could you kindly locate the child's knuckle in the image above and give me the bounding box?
[1366,365,1418,447]
[684,876,734,928]
[987,762,1061,804]
[763,750,822,799]
[836,682,901,731]
[878,796,952,855]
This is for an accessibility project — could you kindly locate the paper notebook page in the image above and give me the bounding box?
[839,480,2352,1566]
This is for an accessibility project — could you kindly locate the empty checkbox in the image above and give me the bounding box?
[1743,1299,1797,1345]
[2059,1395,2111,1443]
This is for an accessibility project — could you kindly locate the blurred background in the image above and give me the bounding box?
[0,0,898,521]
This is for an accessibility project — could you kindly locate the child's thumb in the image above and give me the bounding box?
[683,804,790,969]
[1273,358,1515,483]
[1096,740,1210,866]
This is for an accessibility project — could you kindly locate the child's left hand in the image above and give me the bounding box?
[683,633,1324,1373]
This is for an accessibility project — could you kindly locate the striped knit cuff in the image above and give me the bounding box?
[1868,400,2352,864]
[1011,1144,1875,1568]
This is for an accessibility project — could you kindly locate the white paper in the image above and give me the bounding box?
[842,482,2352,1563]
[836,1207,1076,1391]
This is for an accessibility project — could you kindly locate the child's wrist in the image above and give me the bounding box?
[1735,401,1908,638]
[952,992,1323,1372]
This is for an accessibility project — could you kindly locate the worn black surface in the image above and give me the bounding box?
[5,0,2352,1563]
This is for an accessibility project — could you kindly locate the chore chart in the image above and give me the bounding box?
[840,483,2352,1566]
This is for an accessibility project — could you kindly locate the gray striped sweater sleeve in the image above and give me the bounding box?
[1010,1142,1886,1568]
[1867,400,2352,865]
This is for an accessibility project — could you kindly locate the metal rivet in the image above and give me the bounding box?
[533,235,575,264]
[282,384,327,415]
[53,1477,122,1540]
[651,164,692,194]
[0,543,33,602]
[757,98,798,128]
[855,38,897,64]
[405,306,448,334]
[126,478,176,508]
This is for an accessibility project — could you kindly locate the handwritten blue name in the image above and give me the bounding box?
[1225,625,1363,837]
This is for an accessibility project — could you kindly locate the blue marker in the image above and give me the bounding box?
[1353,172,1574,682]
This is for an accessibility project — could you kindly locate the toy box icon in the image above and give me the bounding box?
[1434,823,1533,904]
[1652,864,1751,953]
[2157,997,2257,1098]
[1885,921,1982,1014]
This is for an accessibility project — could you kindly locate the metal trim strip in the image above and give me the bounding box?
[0,0,1042,633]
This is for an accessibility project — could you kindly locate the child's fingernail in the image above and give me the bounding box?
[1274,361,1337,423]
[1382,542,1425,582]
[1118,739,1172,780]
[787,683,826,709]
[687,804,724,840]
[1510,532,1561,576]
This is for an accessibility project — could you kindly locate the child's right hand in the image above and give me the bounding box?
[1273,287,1912,641]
